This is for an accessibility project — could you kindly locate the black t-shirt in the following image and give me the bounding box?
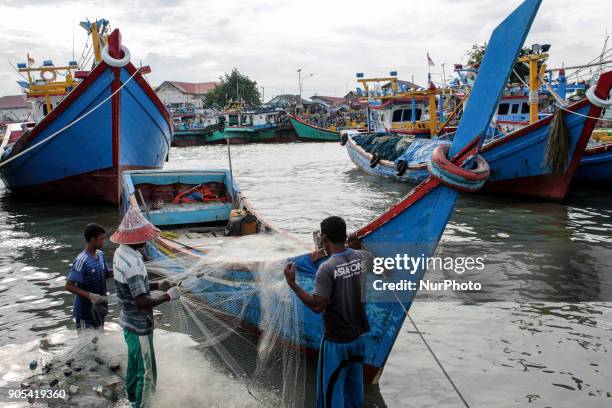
[313,248,372,343]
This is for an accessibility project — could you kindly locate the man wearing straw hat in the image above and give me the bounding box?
[111,207,180,408]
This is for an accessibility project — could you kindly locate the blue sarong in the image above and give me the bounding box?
[316,335,366,408]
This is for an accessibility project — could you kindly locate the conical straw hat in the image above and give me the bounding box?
[110,206,160,244]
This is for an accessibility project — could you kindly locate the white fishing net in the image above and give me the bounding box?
[145,233,312,407]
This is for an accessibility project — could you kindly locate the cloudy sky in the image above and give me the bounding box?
[0,0,610,100]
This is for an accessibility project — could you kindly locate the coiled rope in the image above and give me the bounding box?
[0,67,142,169]
[427,144,490,192]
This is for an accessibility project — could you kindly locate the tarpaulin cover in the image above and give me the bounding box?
[394,138,452,165]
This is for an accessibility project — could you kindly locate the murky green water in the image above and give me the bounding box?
[1,143,611,407]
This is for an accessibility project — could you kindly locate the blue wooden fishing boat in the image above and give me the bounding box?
[344,70,612,201]
[575,140,612,182]
[119,0,541,384]
[0,20,172,204]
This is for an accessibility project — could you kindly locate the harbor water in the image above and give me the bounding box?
[1,142,611,407]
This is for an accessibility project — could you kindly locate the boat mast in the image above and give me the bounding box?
[517,45,549,124]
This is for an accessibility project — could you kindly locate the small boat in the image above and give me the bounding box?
[0,20,172,204]
[288,114,340,142]
[344,70,612,201]
[118,0,541,384]
[217,103,297,144]
[170,104,223,147]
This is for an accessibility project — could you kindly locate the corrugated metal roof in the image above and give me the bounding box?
[0,95,27,109]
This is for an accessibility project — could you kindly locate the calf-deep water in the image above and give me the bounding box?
[1,142,611,407]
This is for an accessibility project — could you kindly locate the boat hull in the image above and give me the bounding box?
[574,142,612,182]
[249,128,298,143]
[289,116,340,142]
[171,124,223,147]
[0,62,172,205]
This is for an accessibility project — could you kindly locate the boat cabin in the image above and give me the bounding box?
[221,107,282,129]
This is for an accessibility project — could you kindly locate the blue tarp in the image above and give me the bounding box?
[394,138,451,165]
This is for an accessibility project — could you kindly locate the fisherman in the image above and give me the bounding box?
[284,216,372,408]
[111,207,180,408]
[65,223,111,332]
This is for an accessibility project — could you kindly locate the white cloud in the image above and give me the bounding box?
[0,0,610,99]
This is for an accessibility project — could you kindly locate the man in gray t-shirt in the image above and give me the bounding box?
[314,248,372,342]
[284,216,372,408]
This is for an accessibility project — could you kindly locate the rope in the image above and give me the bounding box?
[407,313,471,408]
[427,145,490,192]
[555,104,606,121]
[391,291,471,408]
[513,68,529,87]
[0,67,141,168]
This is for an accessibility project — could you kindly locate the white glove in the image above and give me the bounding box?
[88,293,106,304]
[158,279,175,292]
[166,286,180,301]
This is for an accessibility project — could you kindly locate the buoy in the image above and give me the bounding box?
[101,45,131,67]
[29,360,38,370]
[40,69,57,83]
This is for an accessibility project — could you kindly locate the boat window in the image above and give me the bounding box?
[521,103,529,114]
[228,114,238,126]
[498,103,510,115]
[511,104,519,114]
[392,109,403,122]
[414,108,422,121]
[402,109,411,122]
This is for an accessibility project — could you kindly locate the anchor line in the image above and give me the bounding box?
[555,104,606,121]
[0,67,141,169]
[392,292,471,408]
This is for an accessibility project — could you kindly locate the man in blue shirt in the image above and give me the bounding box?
[65,223,112,332]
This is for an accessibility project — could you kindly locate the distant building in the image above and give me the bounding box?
[343,91,359,103]
[155,81,217,110]
[0,95,30,123]
[265,94,312,109]
[309,95,347,108]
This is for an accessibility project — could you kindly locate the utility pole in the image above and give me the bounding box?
[297,68,302,98]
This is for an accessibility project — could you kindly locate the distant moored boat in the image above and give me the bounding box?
[288,114,340,142]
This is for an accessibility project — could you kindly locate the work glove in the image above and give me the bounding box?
[158,279,176,292]
[88,293,106,304]
[167,286,181,301]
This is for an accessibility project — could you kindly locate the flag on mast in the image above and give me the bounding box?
[427,53,435,66]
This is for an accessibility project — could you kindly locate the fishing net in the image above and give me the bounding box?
[353,133,413,161]
[545,109,570,173]
[145,233,312,407]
